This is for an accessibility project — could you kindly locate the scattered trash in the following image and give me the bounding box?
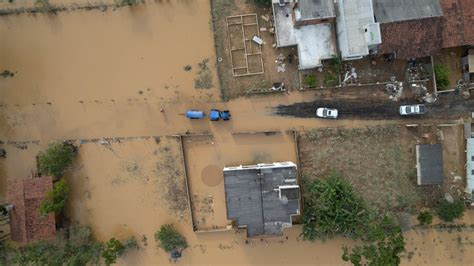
[445,193,454,204]
[271,82,285,91]
[261,14,270,22]
[275,53,286,73]
[252,36,263,45]
[342,67,358,84]
[260,27,267,32]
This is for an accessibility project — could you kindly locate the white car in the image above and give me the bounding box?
[399,104,426,115]
[316,108,338,119]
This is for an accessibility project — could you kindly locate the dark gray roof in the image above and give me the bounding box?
[373,0,443,23]
[416,144,444,185]
[298,0,336,20]
[224,165,299,237]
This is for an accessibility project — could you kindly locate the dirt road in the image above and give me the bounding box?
[275,94,473,119]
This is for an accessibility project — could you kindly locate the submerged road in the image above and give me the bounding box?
[275,94,474,120]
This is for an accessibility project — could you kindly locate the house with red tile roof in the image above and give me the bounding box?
[7,177,56,244]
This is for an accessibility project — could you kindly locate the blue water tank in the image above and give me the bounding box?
[186,110,205,119]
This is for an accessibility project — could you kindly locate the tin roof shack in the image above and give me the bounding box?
[416,144,444,185]
[272,0,337,69]
[7,177,56,244]
[223,162,300,237]
[335,0,381,61]
[374,0,444,59]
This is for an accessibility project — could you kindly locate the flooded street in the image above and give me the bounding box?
[1,1,474,265]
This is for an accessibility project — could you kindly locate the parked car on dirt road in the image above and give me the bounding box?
[316,108,338,119]
[399,104,426,115]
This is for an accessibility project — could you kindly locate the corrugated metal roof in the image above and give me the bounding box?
[374,0,443,23]
[416,144,444,185]
[466,139,474,195]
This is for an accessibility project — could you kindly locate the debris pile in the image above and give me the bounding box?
[406,61,430,82]
[385,82,404,101]
[275,53,286,73]
[342,67,358,84]
[411,83,437,103]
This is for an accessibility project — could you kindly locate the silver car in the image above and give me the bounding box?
[316,108,338,119]
[399,104,426,115]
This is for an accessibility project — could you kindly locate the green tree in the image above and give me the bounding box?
[101,238,125,266]
[417,211,433,226]
[11,226,103,266]
[39,179,70,216]
[434,64,450,90]
[436,200,465,222]
[302,173,367,240]
[342,216,406,266]
[38,142,75,177]
[155,224,188,253]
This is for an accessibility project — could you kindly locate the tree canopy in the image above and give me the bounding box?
[38,142,75,177]
[39,179,70,216]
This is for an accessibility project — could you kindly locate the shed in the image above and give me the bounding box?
[7,177,56,244]
[416,144,444,185]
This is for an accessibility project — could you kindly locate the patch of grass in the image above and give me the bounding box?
[434,64,450,90]
[194,59,213,89]
[324,73,338,87]
[304,74,317,87]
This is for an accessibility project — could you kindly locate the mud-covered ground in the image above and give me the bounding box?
[275,93,473,120]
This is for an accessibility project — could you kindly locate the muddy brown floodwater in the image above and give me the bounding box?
[0,1,474,265]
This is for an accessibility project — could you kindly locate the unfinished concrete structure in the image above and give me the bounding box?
[223,162,300,237]
[335,0,381,60]
[416,144,444,185]
[272,0,336,69]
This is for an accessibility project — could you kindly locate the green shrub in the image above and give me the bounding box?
[38,142,75,177]
[304,74,317,87]
[302,173,367,240]
[39,179,69,216]
[436,200,465,222]
[155,224,188,253]
[417,211,433,226]
[114,0,139,6]
[434,64,450,90]
[342,215,406,266]
[11,226,103,266]
[101,238,125,266]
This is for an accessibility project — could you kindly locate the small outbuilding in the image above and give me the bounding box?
[7,176,56,244]
[416,144,444,185]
